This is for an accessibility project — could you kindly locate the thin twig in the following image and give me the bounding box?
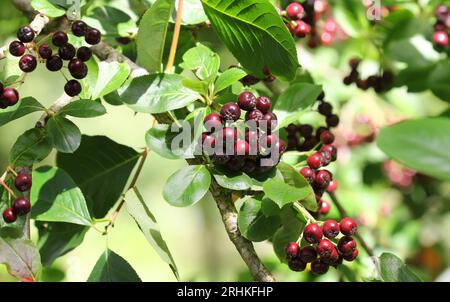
[165,0,184,72]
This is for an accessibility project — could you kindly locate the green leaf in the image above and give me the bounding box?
[180,0,208,25]
[121,74,201,113]
[37,222,88,267]
[263,179,311,209]
[163,165,211,207]
[137,0,175,72]
[212,169,253,191]
[379,253,422,282]
[428,60,450,102]
[30,166,92,226]
[180,43,220,82]
[46,116,82,153]
[272,206,305,262]
[0,97,45,127]
[395,64,436,93]
[238,197,280,242]
[87,249,141,282]
[0,237,42,281]
[56,99,106,118]
[214,68,247,94]
[91,61,131,100]
[83,6,137,38]
[9,128,53,167]
[200,0,298,81]
[377,118,450,180]
[145,124,184,159]
[126,188,179,280]
[31,0,65,17]
[57,136,140,218]
[182,78,209,95]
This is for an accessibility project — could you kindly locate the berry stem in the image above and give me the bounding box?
[0,171,16,198]
[7,166,18,177]
[165,0,184,73]
[293,202,317,223]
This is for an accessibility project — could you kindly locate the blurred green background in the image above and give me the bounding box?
[1,0,450,282]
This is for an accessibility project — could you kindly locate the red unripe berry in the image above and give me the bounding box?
[307,152,322,169]
[285,242,300,259]
[322,220,340,238]
[235,139,250,156]
[320,199,330,215]
[320,144,337,161]
[340,217,358,235]
[321,247,340,265]
[222,127,237,143]
[326,179,337,193]
[294,21,311,38]
[303,223,323,244]
[299,246,317,263]
[343,248,359,261]
[320,131,335,144]
[12,197,31,216]
[245,109,263,124]
[286,2,305,20]
[300,167,315,184]
[314,170,332,188]
[310,259,329,275]
[204,113,223,131]
[338,236,357,256]
[433,31,449,46]
[3,208,16,223]
[320,32,333,45]
[14,173,32,192]
[317,239,335,258]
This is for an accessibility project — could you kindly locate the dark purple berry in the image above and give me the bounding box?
[318,102,333,116]
[303,223,323,244]
[314,170,332,189]
[17,26,35,43]
[1,88,19,106]
[85,28,102,45]
[3,208,16,223]
[310,259,329,275]
[237,91,256,111]
[12,197,31,216]
[58,43,76,60]
[226,156,245,172]
[245,109,263,123]
[242,160,257,174]
[46,55,63,71]
[9,41,25,57]
[298,124,313,137]
[299,246,317,263]
[256,96,272,113]
[71,20,88,37]
[52,31,68,47]
[340,217,358,236]
[285,242,300,260]
[343,249,358,261]
[68,58,88,79]
[320,131,335,144]
[14,173,32,192]
[322,220,340,238]
[19,54,37,72]
[338,236,357,256]
[64,80,82,97]
[220,102,241,122]
[38,44,52,59]
[77,46,92,62]
[326,114,340,127]
[288,257,306,272]
[317,239,335,258]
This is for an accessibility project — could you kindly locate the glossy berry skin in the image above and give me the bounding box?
[338,236,357,256]
[64,80,82,97]
[12,197,31,216]
[320,200,330,215]
[310,259,329,275]
[237,91,256,111]
[433,31,449,46]
[321,247,340,265]
[307,152,322,169]
[326,179,337,193]
[201,133,216,155]
[261,112,277,130]
[245,109,263,123]
[299,246,317,263]
[320,144,337,161]
[3,208,16,223]
[322,220,340,238]
[260,133,277,149]
[77,46,92,62]
[314,170,332,188]
[294,21,311,38]
[2,88,19,106]
[222,127,238,143]
[68,59,88,79]
[46,55,63,72]
[303,223,323,244]
[288,257,306,272]
[52,31,68,47]
[85,28,102,45]
[286,2,305,20]
[343,248,358,261]
[340,217,358,236]
[256,96,271,113]
[71,20,88,37]
[58,43,76,60]
[298,124,313,137]
[300,167,315,184]
[14,173,32,192]
[317,239,335,258]
[9,41,26,57]
[326,114,340,127]
[275,139,286,155]
[285,242,300,260]
[318,102,333,116]
[19,54,37,73]
[235,139,250,156]
[38,44,52,59]
[320,131,335,144]
[320,150,332,167]
[204,113,222,131]
[220,102,241,122]
[17,26,35,43]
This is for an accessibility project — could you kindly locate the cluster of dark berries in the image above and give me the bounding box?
[9,21,101,97]
[239,66,276,87]
[2,173,32,224]
[432,4,450,49]
[285,217,359,274]
[343,59,394,93]
[285,92,339,214]
[282,0,342,48]
[201,91,286,174]
[0,82,20,109]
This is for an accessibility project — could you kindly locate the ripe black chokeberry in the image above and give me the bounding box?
[303,223,323,244]
[2,88,19,106]
[320,131,334,144]
[237,91,256,111]
[220,102,241,122]
[58,43,76,60]
[9,41,26,57]
[3,208,16,223]
[14,173,32,192]
[68,59,88,79]
[17,26,35,43]
[256,96,271,113]
[64,80,82,97]
[298,124,313,137]
[204,113,223,131]
[317,239,334,258]
[213,154,230,165]
[337,236,357,256]
[226,156,245,172]
[286,2,305,20]
[310,259,329,275]
[52,31,68,47]
[285,242,300,260]
[314,170,332,188]
[326,114,340,128]
[85,28,102,45]
[321,247,340,265]
[307,152,322,169]
[19,54,37,73]
[38,44,52,59]
[46,55,63,72]
[245,109,263,123]
[340,217,358,236]
[12,197,31,216]
[288,257,306,272]
[242,160,257,174]
[71,20,88,37]
[274,138,286,155]
[299,246,317,263]
[300,167,315,184]
[318,102,333,116]
[322,220,340,238]
[77,46,92,62]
